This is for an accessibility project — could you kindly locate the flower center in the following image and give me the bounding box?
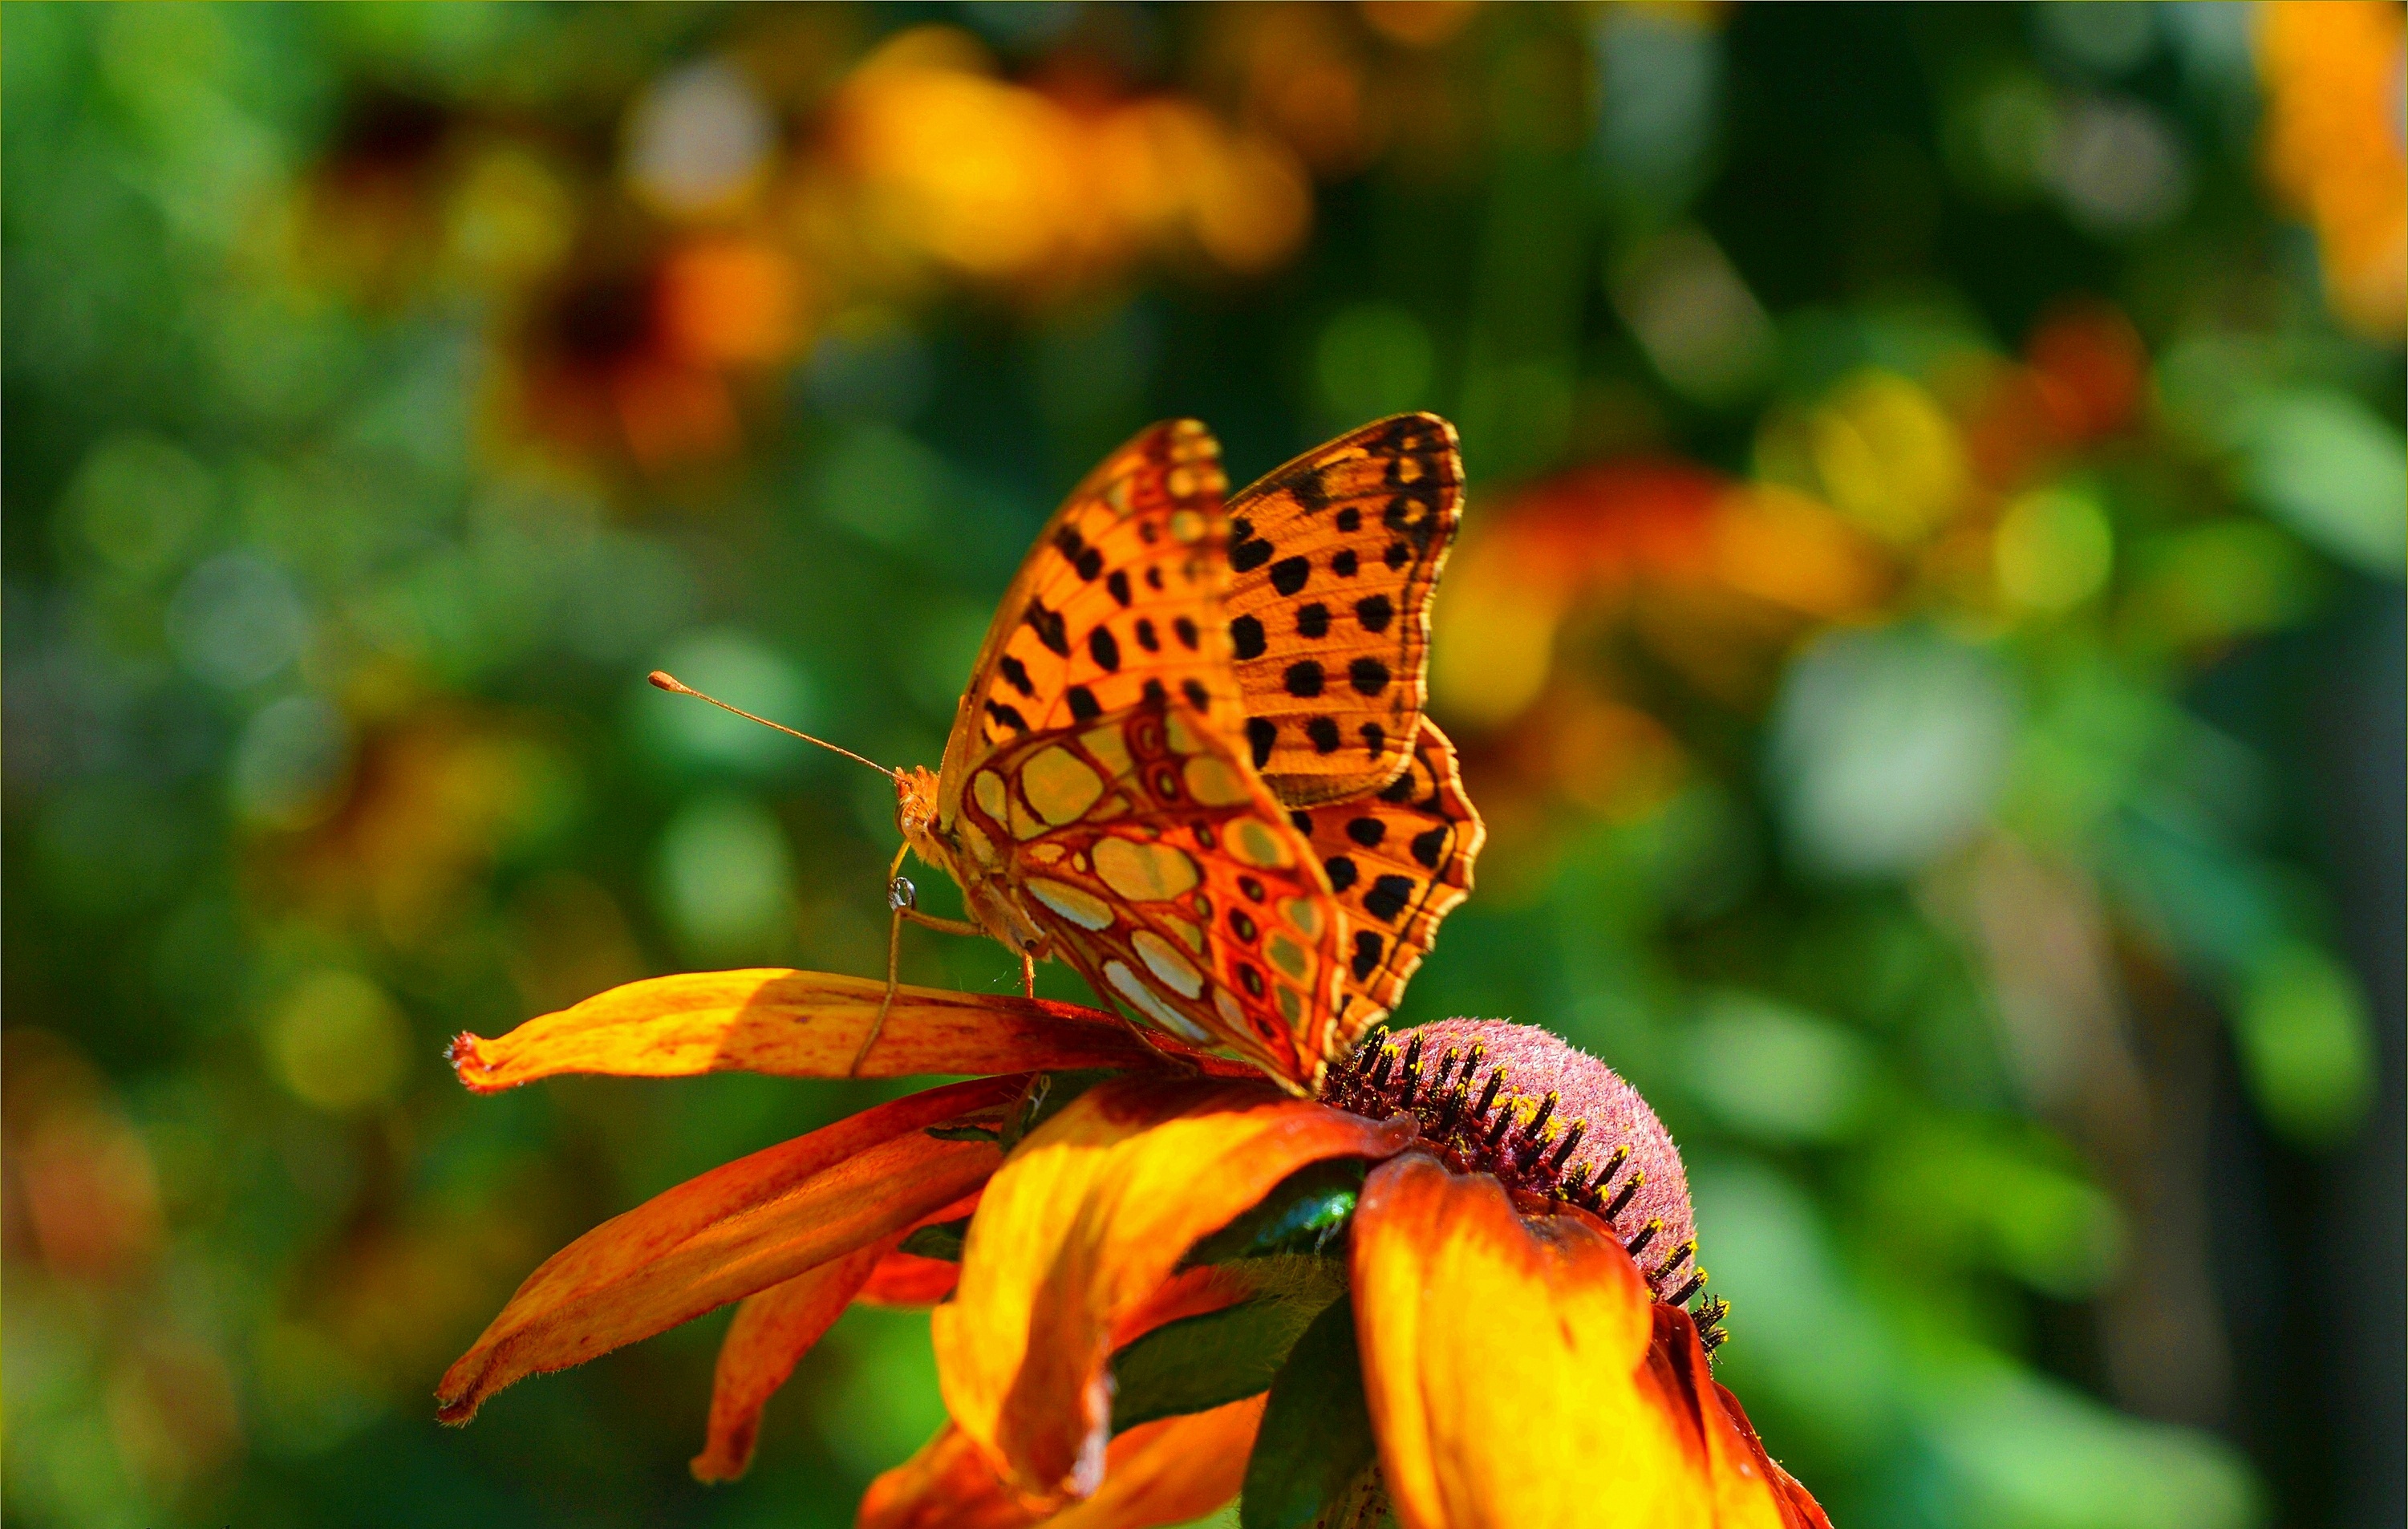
[1322,1019,1726,1350]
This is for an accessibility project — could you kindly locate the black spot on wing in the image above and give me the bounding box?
[1142,678,1168,705]
[1284,661,1324,697]
[1336,506,1361,533]
[999,655,1036,697]
[1346,817,1385,848]
[1323,854,1359,892]
[1231,614,1266,659]
[1351,931,1384,981]
[1107,569,1133,606]
[1306,716,1341,753]
[1068,686,1101,722]
[1348,658,1390,696]
[1270,556,1311,595]
[1174,617,1199,651]
[1285,467,1331,513]
[1288,809,1313,833]
[1135,618,1160,652]
[986,700,1030,733]
[1361,874,1413,923]
[1355,594,1394,633]
[1088,627,1121,672]
[1380,769,1419,803]
[1182,678,1211,712]
[1382,541,1410,570]
[1410,825,1449,870]
[1024,599,1070,656]
[1231,537,1274,572]
[1247,716,1275,768]
[1332,550,1359,578]
[1297,603,1330,639]
[1360,721,1386,758]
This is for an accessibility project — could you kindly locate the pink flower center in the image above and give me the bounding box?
[1322,1019,1721,1340]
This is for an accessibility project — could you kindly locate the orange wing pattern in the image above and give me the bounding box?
[952,696,1356,1089]
[937,419,1242,823]
[1286,719,1482,1024]
[1224,414,1463,808]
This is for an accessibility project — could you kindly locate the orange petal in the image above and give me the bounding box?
[857,1397,1265,1529]
[449,969,1183,1091]
[858,1188,984,1309]
[437,1075,1019,1424]
[1352,1154,1807,1529]
[693,1239,891,1482]
[932,1079,1415,1500]
[857,1247,963,1308]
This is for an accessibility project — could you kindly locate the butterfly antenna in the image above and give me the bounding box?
[648,671,899,781]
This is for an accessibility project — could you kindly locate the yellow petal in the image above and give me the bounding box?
[437,1074,1018,1423]
[449,969,1181,1090]
[857,1398,1265,1529]
[1352,1154,1810,1529]
[933,1080,1414,1500]
[692,1239,890,1482]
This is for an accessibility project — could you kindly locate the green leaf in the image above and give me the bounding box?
[897,1217,969,1261]
[1187,1158,1364,1266]
[1239,1296,1376,1529]
[1109,1278,1337,1434]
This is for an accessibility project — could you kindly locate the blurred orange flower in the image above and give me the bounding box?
[822,27,1313,290]
[2257,0,2407,339]
[439,974,1826,1527]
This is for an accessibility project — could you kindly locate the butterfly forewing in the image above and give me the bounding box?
[1224,413,1463,808]
[1289,719,1482,1028]
[939,419,1243,818]
[955,696,1354,1088]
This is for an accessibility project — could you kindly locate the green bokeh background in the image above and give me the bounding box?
[5,5,2401,1528]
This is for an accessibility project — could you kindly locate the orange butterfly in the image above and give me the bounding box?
[654,416,1479,1094]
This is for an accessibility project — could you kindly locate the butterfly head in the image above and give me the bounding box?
[894,764,949,867]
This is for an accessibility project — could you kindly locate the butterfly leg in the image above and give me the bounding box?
[855,850,990,1076]
[1020,951,1036,1000]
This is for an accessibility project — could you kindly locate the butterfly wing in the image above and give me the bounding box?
[1224,413,1463,808]
[1287,718,1484,1024]
[954,696,1358,1091]
[936,419,1244,825]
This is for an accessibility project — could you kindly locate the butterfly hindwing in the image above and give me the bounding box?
[940,420,1244,814]
[1224,413,1463,808]
[953,696,1356,1089]
[1290,719,1482,1028]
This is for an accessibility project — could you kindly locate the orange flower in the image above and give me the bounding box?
[440,972,1825,1527]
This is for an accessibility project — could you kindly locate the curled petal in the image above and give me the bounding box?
[933,1080,1414,1501]
[693,1239,891,1482]
[438,1075,1019,1423]
[1352,1154,1818,1529]
[857,1398,1266,1529]
[450,969,1185,1091]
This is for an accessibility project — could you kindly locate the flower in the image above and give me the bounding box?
[438,972,1826,1527]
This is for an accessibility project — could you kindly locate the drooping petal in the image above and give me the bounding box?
[857,1398,1266,1529]
[437,1074,1020,1423]
[695,1182,998,1480]
[449,969,1187,1091]
[692,1239,891,1482]
[932,1080,1415,1501]
[1351,1154,1814,1529]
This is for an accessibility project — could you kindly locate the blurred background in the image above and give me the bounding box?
[5,4,2402,1527]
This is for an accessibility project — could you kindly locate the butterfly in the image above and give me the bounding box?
[652,416,1478,1093]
